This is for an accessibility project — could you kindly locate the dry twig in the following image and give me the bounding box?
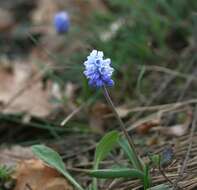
[173,105,197,189]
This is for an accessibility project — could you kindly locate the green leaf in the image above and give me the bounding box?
[94,130,120,169]
[119,137,143,170]
[0,165,12,181]
[136,64,146,92]
[147,184,172,190]
[149,154,161,167]
[90,168,144,179]
[32,145,84,190]
[143,164,151,189]
[119,138,151,189]
[93,130,120,190]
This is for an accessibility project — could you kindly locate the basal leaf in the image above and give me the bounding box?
[32,145,84,190]
[90,168,144,179]
[94,130,120,169]
[93,130,120,190]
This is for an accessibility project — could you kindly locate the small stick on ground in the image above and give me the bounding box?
[61,104,84,126]
[159,165,174,185]
[173,105,197,189]
[26,183,33,190]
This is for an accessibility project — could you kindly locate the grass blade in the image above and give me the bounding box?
[119,137,143,170]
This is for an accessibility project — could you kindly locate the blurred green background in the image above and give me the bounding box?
[0,0,197,143]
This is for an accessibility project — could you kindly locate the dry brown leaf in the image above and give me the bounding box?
[13,159,73,190]
[31,0,59,34]
[31,0,69,59]
[0,146,34,167]
[136,122,160,135]
[127,112,162,132]
[0,61,53,117]
[0,8,15,32]
[115,106,131,118]
[152,124,189,137]
[31,0,70,35]
[152,113,192,136]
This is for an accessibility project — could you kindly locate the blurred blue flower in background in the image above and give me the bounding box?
[54,11,70,33]
[84,50,114,87]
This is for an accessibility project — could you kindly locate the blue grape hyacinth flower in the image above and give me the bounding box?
[84,50,114,87]
[54,11,70,33]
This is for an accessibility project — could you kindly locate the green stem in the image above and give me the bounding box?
[102,86,143,171]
